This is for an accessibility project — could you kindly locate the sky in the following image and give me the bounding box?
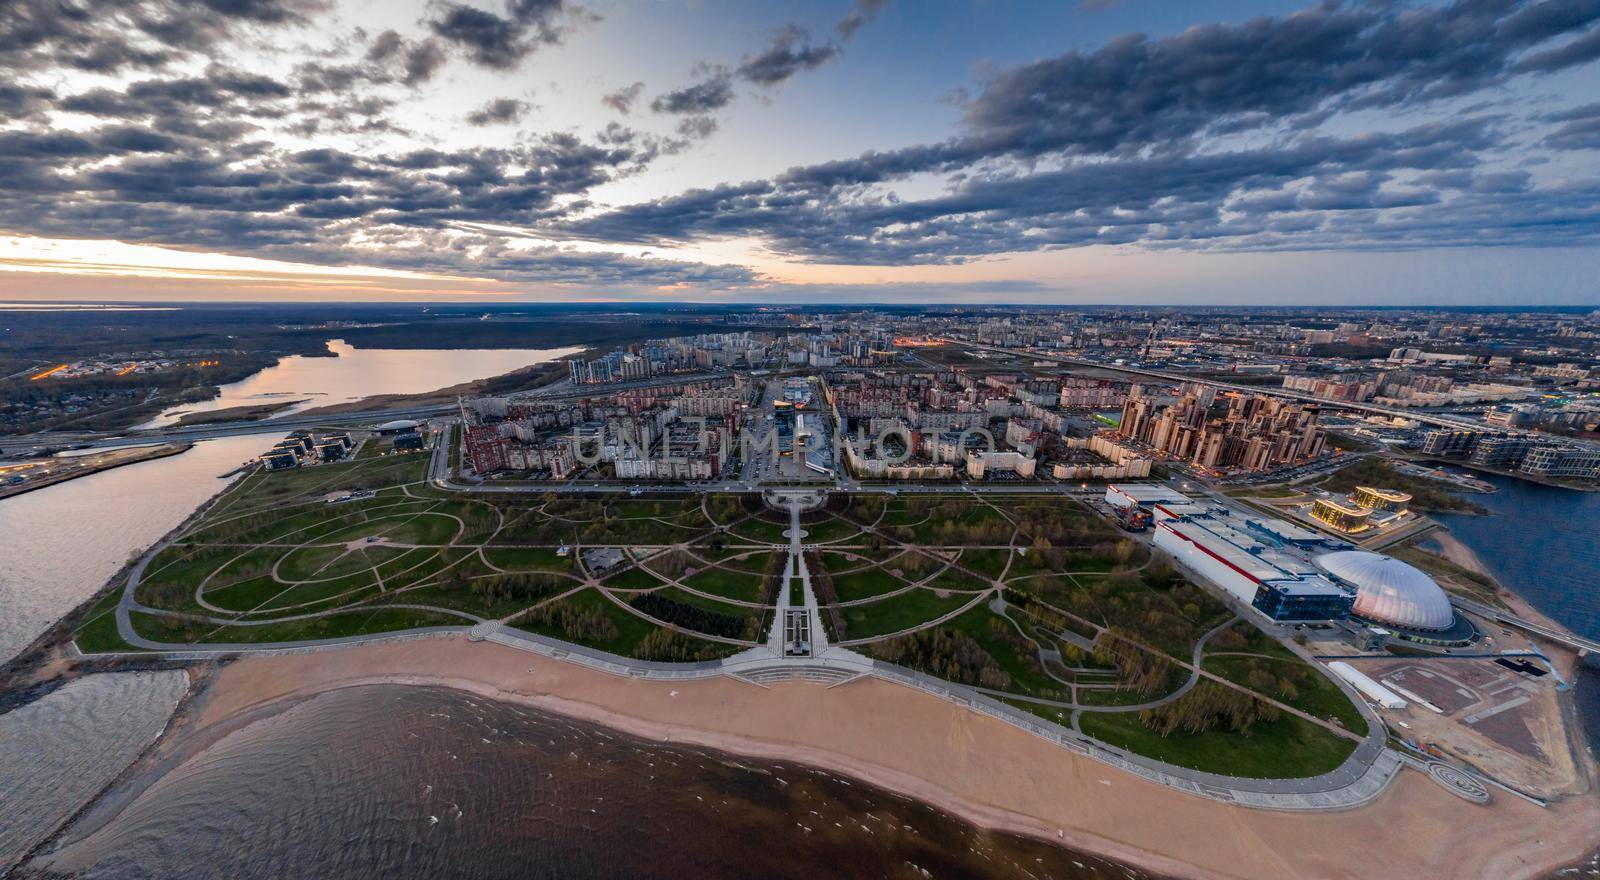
[1,0,1599,305]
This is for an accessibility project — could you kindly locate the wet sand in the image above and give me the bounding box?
[189,636,1600,880]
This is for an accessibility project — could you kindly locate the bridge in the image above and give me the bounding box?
[1450,594,1600,657]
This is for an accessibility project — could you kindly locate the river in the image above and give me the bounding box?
[1431,471,1600,773]
[1432,473,1600,642]
[138,340,583,429]
[0,433,274,664]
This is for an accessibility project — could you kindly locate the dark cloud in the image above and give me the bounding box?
[737,24,837,86]
[651,71,734,114]
[836,0,888,40]
[466,96,530,125]
[1542,102,1600,150]
[948,0,1600,164]
[365,29,448,85]
[1515,24,1600,72]
[554,106,1600,263]
[0,121,739,288]
[601,81,644,114]
[560,0,1600,269]
[3,0,1599,295]
[654,9,867,124]
[674,115,718,141]
[0,82,55,120]
[426,0,586,71]
[0,0,325,75]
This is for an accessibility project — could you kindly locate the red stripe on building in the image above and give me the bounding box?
[1158,522,1264,585]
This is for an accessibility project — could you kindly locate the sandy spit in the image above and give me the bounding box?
[184,636,1598,880]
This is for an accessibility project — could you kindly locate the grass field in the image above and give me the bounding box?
[73,445,1372,782]
[1077,703,1357,779]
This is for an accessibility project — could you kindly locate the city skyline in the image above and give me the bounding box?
[2,0,1600,305]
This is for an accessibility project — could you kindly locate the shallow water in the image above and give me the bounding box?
[138,339,582,428]
[0,671,188,871]
[26,685,1152,880]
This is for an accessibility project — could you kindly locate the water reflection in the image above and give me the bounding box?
[140,340,582,428]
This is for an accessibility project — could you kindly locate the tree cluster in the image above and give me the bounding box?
[1139,681,1281,737]
[467,571,567,604]
[1094,627,1179,696]
[632,629,726,663]
[630,592,751,640]
[870,628,1012,690]
[526,600,619,643]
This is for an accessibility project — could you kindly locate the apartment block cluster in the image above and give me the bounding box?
[825,368,1150,481]
[1117,383,1326,473]
[1420,429,1600,481]
[460,377,751,480]
[260,429,354,470]
[1281,368,1533,408]
[564,330,904,387]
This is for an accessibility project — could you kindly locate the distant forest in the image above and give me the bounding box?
[0,303,759,362]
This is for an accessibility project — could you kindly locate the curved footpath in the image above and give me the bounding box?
[109,545,1398,812]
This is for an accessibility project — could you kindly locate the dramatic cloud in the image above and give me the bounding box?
[0,0,327,74]
[465,96,531,125]
[1,0,1598,299]
[558,0,1600,264]
[650,4,880,125]
[1543,102,1600,150]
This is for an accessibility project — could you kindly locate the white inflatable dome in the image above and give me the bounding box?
[1316,550,1454,631]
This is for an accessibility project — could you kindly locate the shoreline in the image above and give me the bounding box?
[91,635,1595,880]
[295,346,592,418]
[0,442,191,501]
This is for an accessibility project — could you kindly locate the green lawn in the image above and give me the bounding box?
[959,549,1013,579]
[829,566,908,602]
[604,566,666,590]
[1203,655,1368,736]
[129,606,468,645]
[942,605,1070,700]
[73,591,146,654]
[483,546,575,572]
[680,566,767,603]
[801,515,862,543]
[1077,705,1357,778]
[928,567,990,593]
[708,550,775,574]
[835,587,980,640]
[728,516,791,544]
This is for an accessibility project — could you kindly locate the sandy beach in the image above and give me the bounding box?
[174,636,1600,880]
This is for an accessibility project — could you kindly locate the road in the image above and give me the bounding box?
[2,370,731,458]
[960,340,1583,441]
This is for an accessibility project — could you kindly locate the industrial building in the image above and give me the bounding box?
[1141,493,1353,623]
